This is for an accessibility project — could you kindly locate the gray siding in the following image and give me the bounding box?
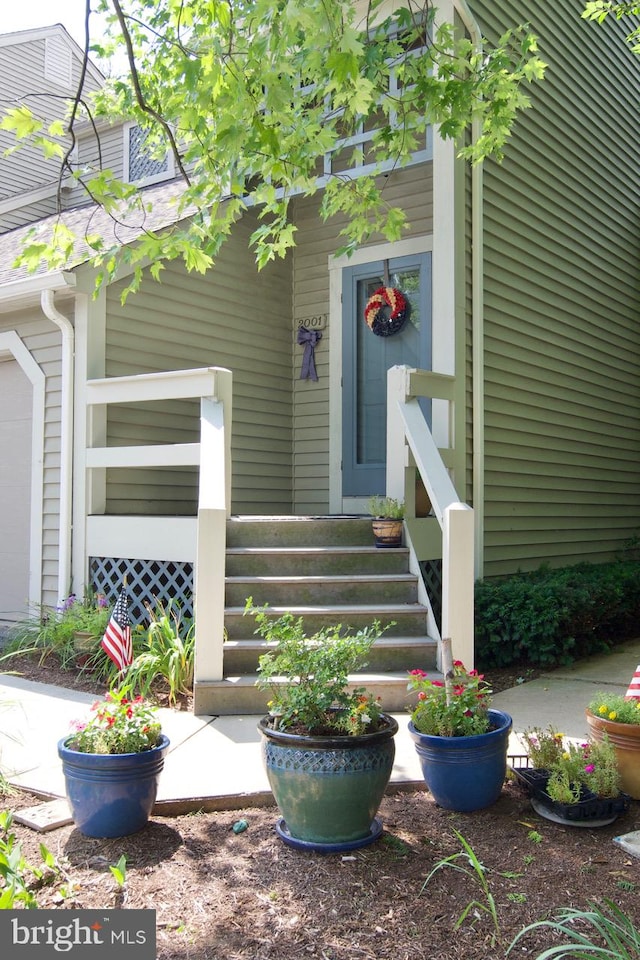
[468,0,640,575]
[0,27,103,231]
[104,211,293,515]
[291,164,433,513]
[68,123,128,209]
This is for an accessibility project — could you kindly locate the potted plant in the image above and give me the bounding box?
[515,725,630,825]
[58,688,170,838]
[586,693,640,799]
[249,602,398,852]
[407,651,512,812]
[4,591,111,670]
[65,592,111,666]
[367,495,405,548]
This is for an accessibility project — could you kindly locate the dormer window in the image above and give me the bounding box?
[123,123,174,185]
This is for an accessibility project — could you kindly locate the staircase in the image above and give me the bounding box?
[199,516,439,714]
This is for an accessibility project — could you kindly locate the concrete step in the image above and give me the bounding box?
[226,603,429,639]
[226,573,418,607]
[225,545,410,576]
[223,635,438,674]
[194,672,436,716]
[214,514,437,717]
[227,516,375,548]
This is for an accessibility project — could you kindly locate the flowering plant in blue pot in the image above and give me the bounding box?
[408,660,491,737]
[407,646,512,813]
[58,688,169,838]
[65,688,162,754]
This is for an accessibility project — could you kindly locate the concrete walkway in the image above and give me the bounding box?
[1,638,639,815]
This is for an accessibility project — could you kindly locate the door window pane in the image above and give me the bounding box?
[355,268,421,466]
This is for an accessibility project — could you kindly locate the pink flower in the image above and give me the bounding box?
[584,764,595,774]
[409,669,427,678]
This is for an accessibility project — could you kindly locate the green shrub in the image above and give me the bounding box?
[475,561,640,669]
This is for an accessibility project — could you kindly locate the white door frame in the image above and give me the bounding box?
[0,331,45,608]
[328,235,437,513]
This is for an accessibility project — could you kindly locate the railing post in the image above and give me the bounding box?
[386,365,411,502]
[441,502,474,670]
[193,377,231,695]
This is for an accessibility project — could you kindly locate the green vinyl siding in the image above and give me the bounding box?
[104,212,293,516]
[468,0,640,575]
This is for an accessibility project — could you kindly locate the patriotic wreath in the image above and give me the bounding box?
[364,286,408,337]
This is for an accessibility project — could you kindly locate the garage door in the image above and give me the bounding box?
[0,359,32,620]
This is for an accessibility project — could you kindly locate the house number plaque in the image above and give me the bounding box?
[296,314,327,330]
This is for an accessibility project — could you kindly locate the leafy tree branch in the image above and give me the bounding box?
[1,0,546,294]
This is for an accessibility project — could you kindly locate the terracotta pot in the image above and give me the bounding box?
[73,631,96,667]
[371,518,403,548]
[585,708,640,800]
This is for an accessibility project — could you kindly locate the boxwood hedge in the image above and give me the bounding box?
[475,561,640,669]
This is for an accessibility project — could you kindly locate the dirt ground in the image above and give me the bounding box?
[2,655,640,960]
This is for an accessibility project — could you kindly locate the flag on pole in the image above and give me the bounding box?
[101,588,133,673]
[625,665,640,700]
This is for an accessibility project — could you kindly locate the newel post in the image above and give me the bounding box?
[441,502,475,671]
[386,365,411,502]
[194,369,232,696]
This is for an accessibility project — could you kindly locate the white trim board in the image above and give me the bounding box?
[0,332,45,608]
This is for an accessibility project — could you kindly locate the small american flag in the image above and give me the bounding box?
[101,588,133,673]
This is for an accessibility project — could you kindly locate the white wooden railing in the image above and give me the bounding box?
[386,365,474,670]
[83,366,232,687]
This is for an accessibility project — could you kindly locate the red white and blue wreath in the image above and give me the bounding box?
[364,286,408,337]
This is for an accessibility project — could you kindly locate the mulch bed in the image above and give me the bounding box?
[2,652,639,959]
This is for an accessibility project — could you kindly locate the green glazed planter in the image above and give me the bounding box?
[259,714,398,851]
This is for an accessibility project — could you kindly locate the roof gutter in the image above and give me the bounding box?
[40,289,75,605]
[0,271,77,306]
[453,0,485,579]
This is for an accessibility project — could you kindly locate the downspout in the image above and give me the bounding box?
[453,0,485,579]
[41,290,74,603]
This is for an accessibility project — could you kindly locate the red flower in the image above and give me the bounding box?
[409,669,428,677]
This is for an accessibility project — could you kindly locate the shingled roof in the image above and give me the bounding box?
[0,178,193,286]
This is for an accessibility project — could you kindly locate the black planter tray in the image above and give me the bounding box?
[510,763,631,823]
[510,766,549,793]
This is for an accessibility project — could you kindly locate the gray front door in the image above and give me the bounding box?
[342,253,431,497]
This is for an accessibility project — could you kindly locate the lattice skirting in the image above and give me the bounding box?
[89,557,194,625]
[420,559,442,633]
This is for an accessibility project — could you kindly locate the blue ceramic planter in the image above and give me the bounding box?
[259,715,398,851]
[409,709,512,812]
[58,734,170,838]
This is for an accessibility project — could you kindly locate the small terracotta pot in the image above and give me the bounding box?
[371,518,403,548]
[585,708,640,800]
